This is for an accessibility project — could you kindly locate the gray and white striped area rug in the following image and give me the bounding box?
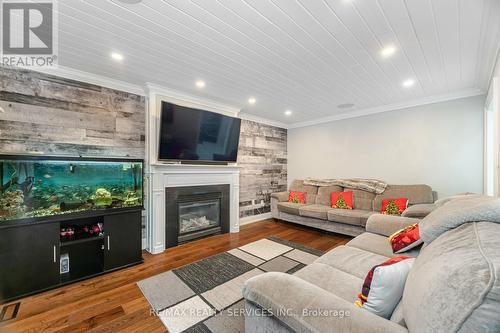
[137,237,324,333]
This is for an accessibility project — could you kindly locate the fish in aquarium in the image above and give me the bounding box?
[0,158,143,222]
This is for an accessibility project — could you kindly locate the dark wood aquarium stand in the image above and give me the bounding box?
[0,209,143,303]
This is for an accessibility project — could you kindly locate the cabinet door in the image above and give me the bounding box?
[103,211,142,271]
[0,223,60,301]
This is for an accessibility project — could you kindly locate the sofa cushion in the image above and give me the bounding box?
[373,185,434,212]
[277,202,309,215]
[403,222,500,333]
[330,191,354,209]
[419,196,500,244]
[270,191,288,202]
[305,193,317,204]
[314,245,389,279]
[243,272,409,333]
[298,204,329,220]
[434,193,481,207]
[293,262,363,302]
[381,198,409,215]
[347,232,420,258]
[401,203,436,218]
[288,191,306,204]
[289,180,319,195]
[366,214,422,238]
[355,256,415,319]
[327,209,376,227]
[315,185,344,206]
[344,188,376,211]
[389,224,423,254]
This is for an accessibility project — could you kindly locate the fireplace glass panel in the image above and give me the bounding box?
[178,199,220,235]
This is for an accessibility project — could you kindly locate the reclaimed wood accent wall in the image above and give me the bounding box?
[0,67,145,157]
[238,120,287,218]
[0,66,287,221]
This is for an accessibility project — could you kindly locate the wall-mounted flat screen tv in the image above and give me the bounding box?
[158,101,242,163]
[0,155,143,225]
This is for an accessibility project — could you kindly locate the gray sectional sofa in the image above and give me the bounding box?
[244,196,500,333]
[271,180,436,236]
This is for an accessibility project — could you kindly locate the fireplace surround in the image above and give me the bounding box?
[145,87,242,254]
[165,185,230,248]
[146,163,240,254]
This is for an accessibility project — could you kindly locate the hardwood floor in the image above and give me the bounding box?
[0,219,351,333]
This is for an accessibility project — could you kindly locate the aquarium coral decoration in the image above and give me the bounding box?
[124,191,140,206]
[0,190,25,216]
[92,188,113,207]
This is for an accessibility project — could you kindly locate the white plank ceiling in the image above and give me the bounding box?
[55,0,500,126]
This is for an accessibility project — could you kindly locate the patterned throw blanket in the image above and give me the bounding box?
[303,178,388,194]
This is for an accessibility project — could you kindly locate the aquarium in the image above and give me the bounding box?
[0,155,143,223]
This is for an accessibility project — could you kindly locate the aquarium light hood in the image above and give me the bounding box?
[2,152,141,161]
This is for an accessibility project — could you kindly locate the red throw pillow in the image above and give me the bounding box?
[354,256,414,318]
[288,191,306,204]
[330,191,354,209]
[381,198,408,215]
[388,223,423,253]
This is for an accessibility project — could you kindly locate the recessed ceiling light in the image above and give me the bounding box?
[402,79,415,88]
[195,80,206,88]
[284,110,292,116]
[111,52,124,61]
[380,45,396,58]
[248,97,256,105]
[337,103,355,109]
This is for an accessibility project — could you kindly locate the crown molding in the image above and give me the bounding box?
[32,65,146,96]
[288,88,486,129]
[27,67,485,130]
[28,67,282,127]
[238,112,288,129]
[145,83,241,118]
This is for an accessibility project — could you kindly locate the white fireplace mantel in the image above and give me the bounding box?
[144,84,242,254]
[147,164,240,254]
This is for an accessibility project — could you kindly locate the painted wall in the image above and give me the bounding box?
[238,120,287,219]
[492,52,500,80]
[288,95,485,199]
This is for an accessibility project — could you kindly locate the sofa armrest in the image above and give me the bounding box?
[365,214,420,237]
[243,272,408,333]
[271,193,288,219]
[271,191,289,202]
[401,203,436,218]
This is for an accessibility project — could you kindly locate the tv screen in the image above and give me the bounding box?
[158,102,242,163]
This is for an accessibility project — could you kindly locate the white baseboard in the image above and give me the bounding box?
[239,212,273,226]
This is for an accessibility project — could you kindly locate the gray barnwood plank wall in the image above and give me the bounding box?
[0,66,148,238]
[0,66,145,157]
[0,66,287,221]
[238,120,287,218]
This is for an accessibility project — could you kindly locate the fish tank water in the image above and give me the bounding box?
[0,156,143,223]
